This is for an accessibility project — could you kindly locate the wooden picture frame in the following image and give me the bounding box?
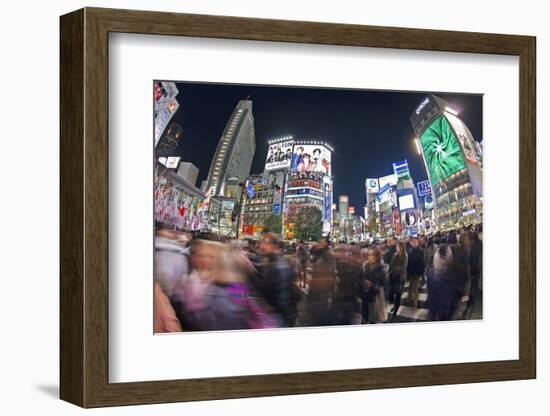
[60,7,536,408]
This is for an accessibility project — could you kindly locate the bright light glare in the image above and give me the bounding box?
[445,106,459,116]
[414,138,422,155]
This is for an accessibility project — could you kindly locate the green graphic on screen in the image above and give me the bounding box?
[420,115,466,185]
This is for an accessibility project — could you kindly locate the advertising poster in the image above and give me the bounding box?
[291,144,331,175]
[401,210,419,228]
[264,140,293,170]
[393,207,402,235]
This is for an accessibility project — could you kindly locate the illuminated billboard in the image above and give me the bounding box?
[393,207,402,235]
[402,210,419,227]
[291,144,331,175]
[366,178,379,193]
[392,159,411,180]
[378,174,397,189]
[444,112,480,165]
[416,180,432,197]
[158,156,181,169]
[398,194,415,211]
[419,115,466,185]
[424,194,434,210]
[323,176,332,234]
[264,140,293,171]
[378,184,394,207]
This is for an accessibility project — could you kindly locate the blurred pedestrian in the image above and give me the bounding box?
[154,281,182,333]
[361,246,389,323]
[307,238,336,326]
[388,241,408,321]
[425,244,455,320]
[297,240,309,288]
[154,227,190,298]
[407,237,425,308]
[250,233,297,327]
[332,244,362,325]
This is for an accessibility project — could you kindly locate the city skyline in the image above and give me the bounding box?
[170,81,482,209]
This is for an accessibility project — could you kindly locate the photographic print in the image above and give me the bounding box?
[153,81,483,333]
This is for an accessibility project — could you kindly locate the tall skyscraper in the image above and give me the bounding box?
[205,100,256,199]
[338,195,349,219]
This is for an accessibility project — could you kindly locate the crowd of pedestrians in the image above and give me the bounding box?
[154,225,482,332]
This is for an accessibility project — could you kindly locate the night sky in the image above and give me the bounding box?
[169,82,482,210]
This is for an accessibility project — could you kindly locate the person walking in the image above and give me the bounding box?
[383,236,397,266]
[251,233,298,327]
[297,241,309,288]
[361,246,389,324]
[388,241,408,321]
[307,238,336,326]
[407,237,425,308]
[425,244,456,320]
[448,231,471,319]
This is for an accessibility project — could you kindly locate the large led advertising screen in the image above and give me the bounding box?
[290,144,331,175]
[419,115,466,185]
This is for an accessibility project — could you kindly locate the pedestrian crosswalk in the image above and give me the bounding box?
[295,274,482,326]
[390,281,483,323]
[388,282,431,323]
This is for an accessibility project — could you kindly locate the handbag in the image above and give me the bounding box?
[368,287,388,323]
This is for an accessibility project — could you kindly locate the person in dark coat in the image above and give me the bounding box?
[448,232,471,319]
[423,237,436,271]
[332,244,362,325]
[383,236,397,266]
[426,244,456,321]
[296,241,309,288]
[388,241,408,320]
[305,238,336,326]
[251,233,297,327]
[407,237,425,308]
[468,231,482,305]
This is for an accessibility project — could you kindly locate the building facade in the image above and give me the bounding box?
[410,94,483,230]
[205,99,256,201]
[154,81,180,147]
[284,140,333,240]
[154,162,204,231]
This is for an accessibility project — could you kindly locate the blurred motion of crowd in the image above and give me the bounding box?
[154,225,482,333]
